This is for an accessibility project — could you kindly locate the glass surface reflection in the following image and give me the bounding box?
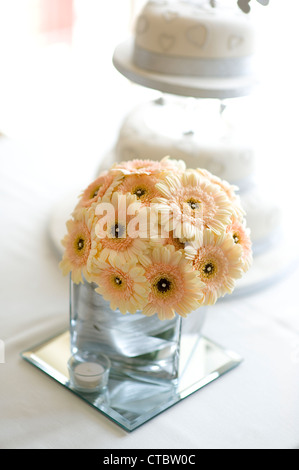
[22,327,241,432]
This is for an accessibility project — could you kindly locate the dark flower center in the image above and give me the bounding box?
[77,238,85,250]
[187,198,200,211]
[156,278,171,293]
[114,277,122,286]
[133,187,147,198]
[203,263,215,277]
[233,233,240,244]
[111,223,125,238]
[91,185,101,199]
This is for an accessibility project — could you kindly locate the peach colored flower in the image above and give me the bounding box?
[154,170,234,242]
[226,217,252,272]
[113,173,162,206]
[59,209,94,284]
[111,156,186,176]
[76,171,122,209]
[195,168,245,220]
[185,229,244,305]
[91,257,150,315]
[88,192,150,266]
[140,245,205,320]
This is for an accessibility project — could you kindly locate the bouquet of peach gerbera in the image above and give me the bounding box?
[60,157,252,320]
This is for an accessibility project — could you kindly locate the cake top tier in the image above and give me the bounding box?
[113,0,257,98]
[134,0,255,60]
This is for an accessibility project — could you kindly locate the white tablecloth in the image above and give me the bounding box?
[1,133,299,450]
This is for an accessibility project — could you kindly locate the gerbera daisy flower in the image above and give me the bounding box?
[76,171,122,209]
[59,209,94,284]
[153,170,234,241]
[140,245,205,321]
[113,173,163,206]
[185,229,244,305]
[92,257,150,315]
[195,168,245,220]
[89,191,149,265]
[111,156,186,176]
[226,217,252,272]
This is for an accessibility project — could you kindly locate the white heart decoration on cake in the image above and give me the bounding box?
[136,15,149,35]
[159,34,176,51]
[185,24,207,48]
[228,35,244,51]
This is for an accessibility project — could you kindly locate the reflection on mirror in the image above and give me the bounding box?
[22,328,241,432]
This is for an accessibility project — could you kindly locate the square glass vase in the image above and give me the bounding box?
[69,277,204,384]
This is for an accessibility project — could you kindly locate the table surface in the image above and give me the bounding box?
[1,130,299,450]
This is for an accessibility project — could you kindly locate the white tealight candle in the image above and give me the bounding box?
[68,352,110,393]
[73,362,105,389]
